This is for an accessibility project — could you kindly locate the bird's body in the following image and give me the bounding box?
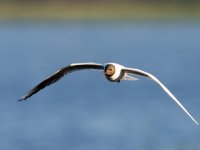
[19,62,199,125]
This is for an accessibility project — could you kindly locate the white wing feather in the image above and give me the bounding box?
[124,67,199,125]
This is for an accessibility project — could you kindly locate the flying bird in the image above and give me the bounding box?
[19,62,199,125]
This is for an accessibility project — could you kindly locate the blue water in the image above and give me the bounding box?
[0,21,200,150]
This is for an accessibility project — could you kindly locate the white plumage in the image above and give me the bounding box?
[19,62,199,125]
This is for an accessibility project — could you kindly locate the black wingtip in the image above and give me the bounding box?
[17,98,23,102]
[18,96,26,102]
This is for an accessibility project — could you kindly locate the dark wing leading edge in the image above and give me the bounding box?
[122,67,199,125]
[19,63,104,101]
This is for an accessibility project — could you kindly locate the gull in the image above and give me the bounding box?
[19,62,199,125]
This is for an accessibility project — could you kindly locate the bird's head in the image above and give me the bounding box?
[104,63,124,82]
[104,64,115,76]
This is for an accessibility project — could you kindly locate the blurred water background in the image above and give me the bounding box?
[0,0,200,150]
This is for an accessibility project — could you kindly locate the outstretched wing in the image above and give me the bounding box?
[19,63,104,101]
[122,67,199,125]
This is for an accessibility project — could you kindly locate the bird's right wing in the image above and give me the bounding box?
[19,63,104,101]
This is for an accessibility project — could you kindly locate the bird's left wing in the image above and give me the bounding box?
[19,63,104,101]
[122,67,199,125]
